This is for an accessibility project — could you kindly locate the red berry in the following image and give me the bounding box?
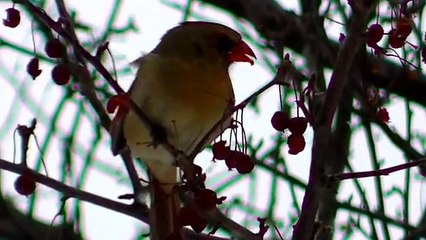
[288,117,308,135]
[106,94,130,114]
[45,39,66,58]
[288,134,306,155]
[225,150,241,169]
[377,108,390,123]
[389,29,406,49]
[212,140,230,160]
[396,17,412,37]
[14,171,36,196]
[271,111,290,131]
[224,150,255,173]
[52,63,71,85]
[194,189,218,211]
[3,8,20,28]
[365,24,384,46]
[26,57,42,80]
[235,154,255,174]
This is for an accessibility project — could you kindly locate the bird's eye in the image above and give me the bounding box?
[216,36,234,53]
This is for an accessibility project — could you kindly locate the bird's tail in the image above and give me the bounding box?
[148,171,182,240]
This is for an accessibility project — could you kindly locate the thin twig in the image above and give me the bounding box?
[331,158,426,181]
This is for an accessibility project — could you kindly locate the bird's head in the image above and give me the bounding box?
[153,21,256,66]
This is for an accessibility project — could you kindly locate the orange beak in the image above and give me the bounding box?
[228,40,257,65]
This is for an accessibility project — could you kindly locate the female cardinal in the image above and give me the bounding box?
[110,21,256,239]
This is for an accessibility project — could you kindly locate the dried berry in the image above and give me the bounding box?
[288,134,306,155]
[3,8,20,28]
[377,108,390,123]
[212,140,230,160]
[26,57,42,80]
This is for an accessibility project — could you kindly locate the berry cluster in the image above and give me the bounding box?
[164,169,227,239]
[365,17,413,52]
[174,188,226,236]
[164,134,260,238]
[3,5,71,85]
[46,38,70,85]
[27,35,70,84]
[271,112,308,155]
[363,4,418,65]
[212,140,255,174]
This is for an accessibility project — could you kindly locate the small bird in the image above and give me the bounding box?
[110,21,256,239]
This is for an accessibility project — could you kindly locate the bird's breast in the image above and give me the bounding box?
[127,55,234,154]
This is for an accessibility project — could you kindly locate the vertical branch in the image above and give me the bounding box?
[293,3,375,239]
[316,85,353,235]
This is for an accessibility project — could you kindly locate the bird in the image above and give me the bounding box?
[110,21,256,239]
